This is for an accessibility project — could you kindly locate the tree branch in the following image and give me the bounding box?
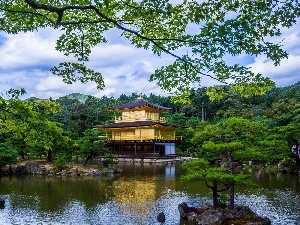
[23,0,223,83]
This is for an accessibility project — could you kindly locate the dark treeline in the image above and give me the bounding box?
[1,82,300,170]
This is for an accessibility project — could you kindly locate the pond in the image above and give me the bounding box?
[0,163,300,225]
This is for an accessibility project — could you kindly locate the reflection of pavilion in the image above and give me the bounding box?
[112,177,157,218]
[110,164,177,217]
[165,165,175,180]
[113,179,156,203]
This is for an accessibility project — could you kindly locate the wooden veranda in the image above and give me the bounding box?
[106,139,178,158]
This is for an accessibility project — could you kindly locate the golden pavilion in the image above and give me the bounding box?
[93,95,184,157]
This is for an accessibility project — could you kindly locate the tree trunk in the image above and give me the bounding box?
[229,185,234,209]
[47,149,53,162]
[228,152,235,209]
[83,152,93,167]
[212,181,218,208]
[19,151,25,160]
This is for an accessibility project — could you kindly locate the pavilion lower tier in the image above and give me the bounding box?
[105,140,178,157]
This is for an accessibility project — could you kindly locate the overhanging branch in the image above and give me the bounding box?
[23,0,223,83]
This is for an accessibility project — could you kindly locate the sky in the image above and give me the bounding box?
[0,19,300,100]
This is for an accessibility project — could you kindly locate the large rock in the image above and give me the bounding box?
[15,161,47,175]
[0,199,5,207]
[178,203,271,225]
[157,212,166,223]
[178,202,196,218]
[189,204,224,225]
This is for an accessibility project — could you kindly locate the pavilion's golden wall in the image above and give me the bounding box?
[111,128,175,140]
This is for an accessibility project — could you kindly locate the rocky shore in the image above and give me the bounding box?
[1,161,120,176]
[0,157,193,176]
[178,202,271,225]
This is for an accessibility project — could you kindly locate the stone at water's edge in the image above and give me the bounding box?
[157,212,166,223]
[13,161,49,175]
[178,202,271,225]
[178,202,196,218]
[0,199,5,208]
[1,161,123,176]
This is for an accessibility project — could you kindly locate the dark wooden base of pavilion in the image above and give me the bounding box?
[105,140,178,159]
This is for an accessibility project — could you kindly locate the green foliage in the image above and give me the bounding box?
[182,158,253,208]
[0,142,18,169]
[53,153,69,170]
[1,1,298,101]
[192,118,265,158]
[190,117,265,208]
[210,192,228,208]
[77,129,104,154]
[1,85,300,170]
[278,158,296,169]
[0,91,74,162]
[165,113,187,126]
[54,94,115,139]
[258,133,290,164]
[182,159,253,187]
[77,129,110,166]
[51,62,104,89]
[102,154,119,168]
[182,158,229,184]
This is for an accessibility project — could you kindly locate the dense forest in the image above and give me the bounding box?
[1,82,300,172]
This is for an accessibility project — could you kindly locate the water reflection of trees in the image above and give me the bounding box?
[248,169,300,191]
[0,164,177,214]
[0,176,113,212]
[1,165,300,224]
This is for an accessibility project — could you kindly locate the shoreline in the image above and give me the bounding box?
[0,157,193,177]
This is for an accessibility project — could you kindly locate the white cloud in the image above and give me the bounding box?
[0,29,64,70]
[36,75,68,92]
[247,23,300,86]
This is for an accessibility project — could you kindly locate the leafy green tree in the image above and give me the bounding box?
[116,94,138,106]
[25,121,73,161]
[146,94,172,108]
[54,96,82,133]
[266,102,300,162]
[0,142,18,174]
[190,87,223,121]
[182,158,252,208]
[1,1,298,100]
[0,90,72,162]
[258,132,290,164]
[4,135,27,160]
[84,95,115,126]
[215,94,267,120]
[279,123,300,163]
[54,94,116,139]
[77,129,109,167]
[56,98,89,139]
[264,98,299,126]
[192,117,265,209]
[165,112,187,127]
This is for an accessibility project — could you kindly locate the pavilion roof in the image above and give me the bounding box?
[109,97,171,112]
[93,121,185,129]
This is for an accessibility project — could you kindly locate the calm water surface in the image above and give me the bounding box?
[0,163,300,225]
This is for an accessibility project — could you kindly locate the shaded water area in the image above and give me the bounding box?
[0,163,300,225]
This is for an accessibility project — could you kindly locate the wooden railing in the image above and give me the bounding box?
[99,135,182,141]
[114,116,166,123]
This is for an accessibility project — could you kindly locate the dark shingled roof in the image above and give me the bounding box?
[93,121,185,129]
[109,98,171,111]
